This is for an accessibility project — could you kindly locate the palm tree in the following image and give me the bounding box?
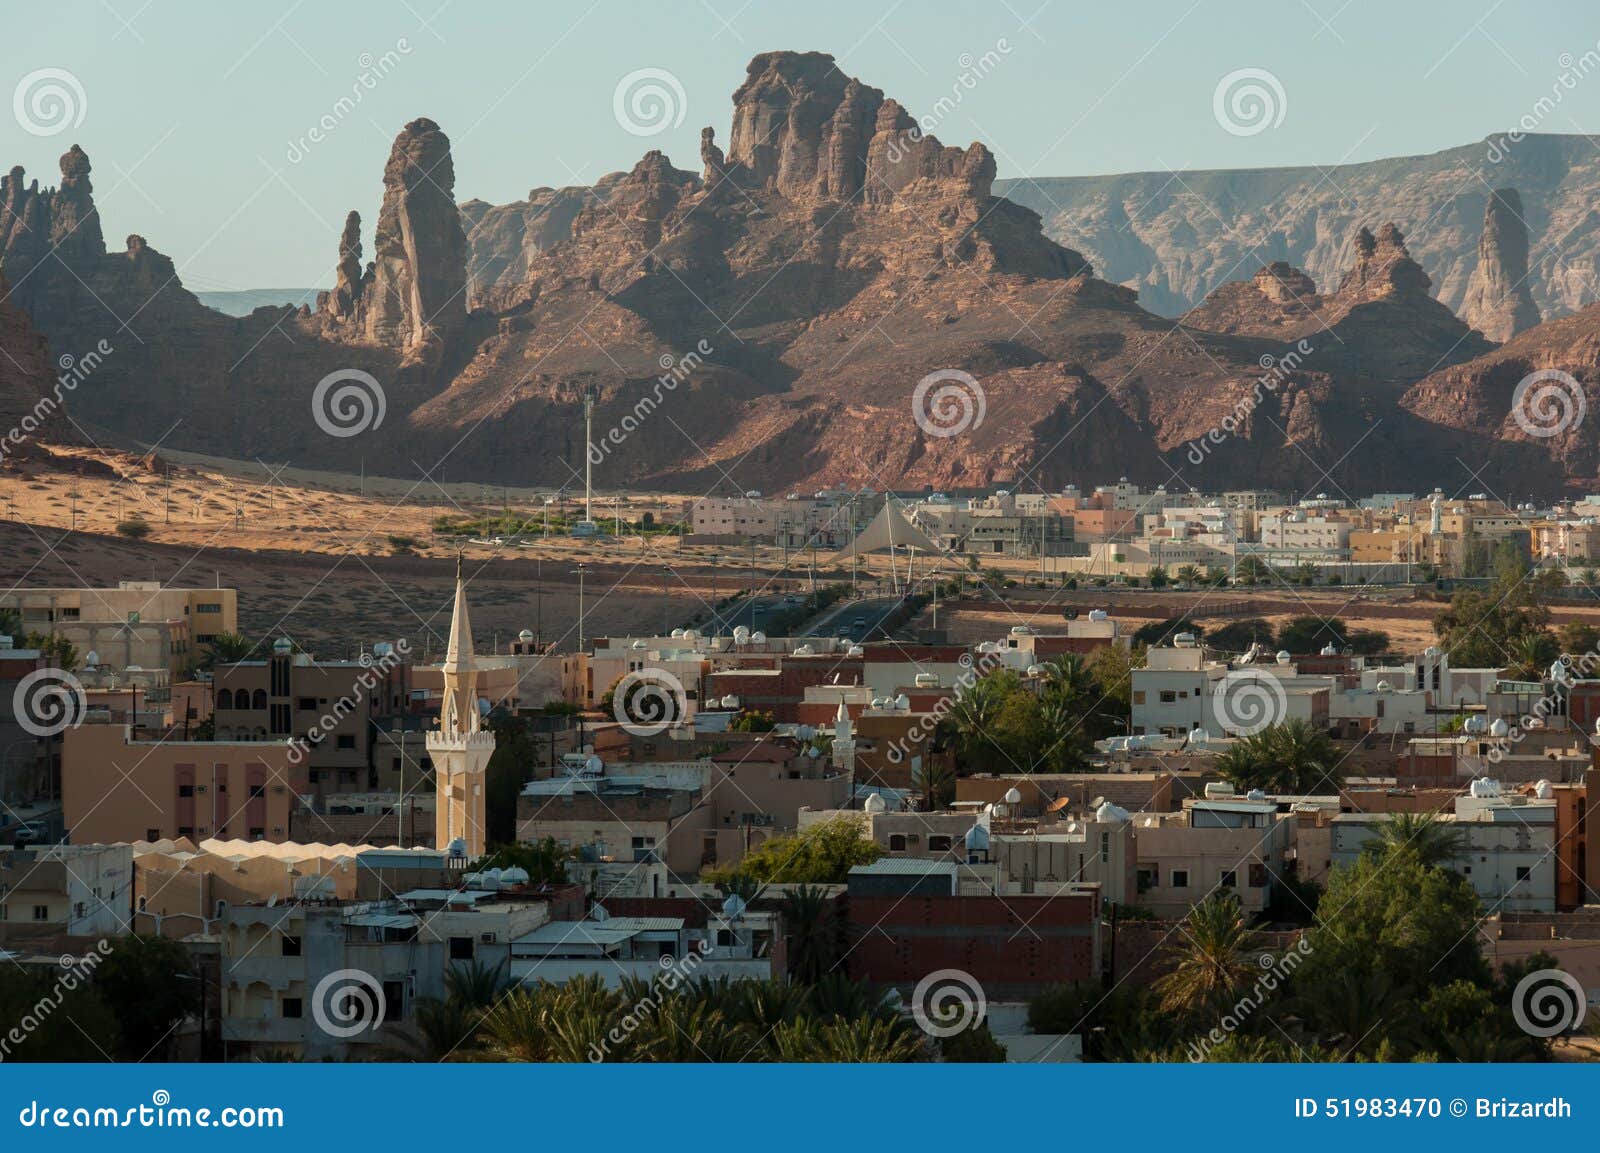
[443,959,510,1010]
[782,885,842,984]
[386,995,482,1061]
[772,1016,925,1061]
[1155,892,1256,1016]
[1176,565,1202,587]
[1296,968,1409,1060]
[911,757,956,809]
[1362,811,1468,871]
[1262,718,1342,795]
[203,632,254,668]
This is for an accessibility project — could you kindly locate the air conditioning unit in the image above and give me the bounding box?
[479,933,495,944]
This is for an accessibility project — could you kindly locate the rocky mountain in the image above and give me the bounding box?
[0,271,72,458]
[1460,188,1542,342]
[7,52,1600,499]
[998,133,1600,321]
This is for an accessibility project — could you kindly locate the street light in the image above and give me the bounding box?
[570,563,588,653]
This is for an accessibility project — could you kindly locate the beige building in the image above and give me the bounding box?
[0,581,237,675]
[61,722,302,844]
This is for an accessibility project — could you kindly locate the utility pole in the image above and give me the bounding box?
[572,563,588,653]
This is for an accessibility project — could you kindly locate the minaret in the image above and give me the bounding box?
[832,695,855,776]
[429,556,495,858]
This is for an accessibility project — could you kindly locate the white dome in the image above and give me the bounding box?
[863,793,887,813]
[1027,664,1045,677]
[671,628,686,638]
[499,866,529,887]
[84,650,100,667]
[518,629,534,642]
[1489,719,1510,738]
[1087,609,1108,622]
[1095,801,1131,823]
[964,824,990,851]
[1275,650,1291,665]
[1535,779,1554,800]
[1463,715,1486,734]
[1376,680,1392,693]
[894,693,910,711]
[1003,787,1023,805]
[751,631,767,643]
[1320,644,1338,656]
[446,837,468,858]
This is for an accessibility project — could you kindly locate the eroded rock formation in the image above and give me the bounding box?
[1461,187,1540,342]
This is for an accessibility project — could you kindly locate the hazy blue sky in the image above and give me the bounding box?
[6,0,1600,288]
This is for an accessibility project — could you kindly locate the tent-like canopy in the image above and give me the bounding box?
[827,501,944,564]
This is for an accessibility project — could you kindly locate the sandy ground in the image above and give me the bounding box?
[0,447,828,657]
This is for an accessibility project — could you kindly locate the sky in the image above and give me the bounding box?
[6,0,1600,289]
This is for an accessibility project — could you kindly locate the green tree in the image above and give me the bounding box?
[115,518,151,540]
[473,839,570,886]
[703,816,880,886]
[483,713,540,845]
[1203,617,1274,654]
[1147,566,1169,589]
[202,632,254,668]
[24,631,78,671]
[92,935,195,1060]
[0,966,121,1060]
[1433,560,1558,669]
[1215,719,1343,795]
[1360,811,1468,871]
[1154,892,1255,1017]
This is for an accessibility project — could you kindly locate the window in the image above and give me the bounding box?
[449,936,474,961]
[1171,870,1188,889]
[336,735,356,750]
[146,828,160,840]
[33,905,48,921]
[1220,869,1237,888]
[1249,862,1268,888]
[249,784,266,799]
[249,827,265,840]
[1137,867,1156,892]
[928,835,953,852]
[196,603,222,614]
[297,698,318,711]
[217,689,234,710]
[1132,691,1145,705]
[1516,866,1531,882]
[282,997,302,1019]
[178,783,195,798]
[888,834,907,851]
[717,929,734,947]
[178,826,194,838]
[1159,690,1177,704]
[282,935,302,957]
[382,980,405,1022]
[1100,832,1110,864]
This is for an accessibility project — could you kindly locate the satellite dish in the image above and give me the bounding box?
[722,894,747,919]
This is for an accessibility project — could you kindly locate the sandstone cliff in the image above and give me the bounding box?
[1460,187,1541,342]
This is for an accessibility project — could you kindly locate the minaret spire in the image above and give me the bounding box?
[429,552,494,857]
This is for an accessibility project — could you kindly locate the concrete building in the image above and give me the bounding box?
[61,722,302,844]
[1132,795,1293,918]
[0,843,132,944]
[0,581,237,677]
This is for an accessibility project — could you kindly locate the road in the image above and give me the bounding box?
[803,595,905,641]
